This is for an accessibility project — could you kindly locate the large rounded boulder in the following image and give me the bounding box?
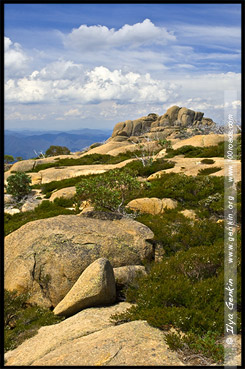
[4,214,154,308]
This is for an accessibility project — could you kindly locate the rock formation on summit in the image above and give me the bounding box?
[110,105,216,141]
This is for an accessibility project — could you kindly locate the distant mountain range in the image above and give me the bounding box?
[4,129,112,160]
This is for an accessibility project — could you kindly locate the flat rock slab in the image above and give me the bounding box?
[5,302,131,366]
[172,134,224,149]
[7,154,81,173]
[147,157,241,183]
[4,154,81,184]
[54,258,116,317]
[25,158,135,185]
[5,303,183,366]
[80,140,131,156]
[5,215,154,308]
[148,157,224,179]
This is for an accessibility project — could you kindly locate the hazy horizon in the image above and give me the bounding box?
[5,127,113,133]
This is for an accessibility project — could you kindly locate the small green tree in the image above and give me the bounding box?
[76,169,141,213]
[4,155,14,164]
[6,172,32,201]
[45,145,70,157]
[16,156,23,161]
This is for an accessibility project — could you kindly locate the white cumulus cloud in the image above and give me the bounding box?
[5,65,178,105]
[35,60,85,81]
[79,66,177,103]
[63,19,176,50]
[5,37,30,77]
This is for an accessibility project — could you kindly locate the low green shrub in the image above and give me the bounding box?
[4,290,63,352]
[4,200,75,236]
[111,242,226,334]
[166,145,202,157]
[198,167,222,175]
[36,174,95,198]
[30,151,147,172]
[136,212,224,256]
[39,156,172,199]
[29,145,167,173]
[53,196,74,208]
[123,159,175,177]
[197,193,224,218]
[165,330,224,363]
[126,172,225,209]
[31,153,112,172]
[201,159,215,164]
[195,180,240,221]
[31,162,61,172]
[108,150,145,164]
[165,141,224,158]
[111,235,241,363]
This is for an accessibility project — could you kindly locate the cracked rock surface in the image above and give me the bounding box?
[4,302,183,366]
[4,215,154,308]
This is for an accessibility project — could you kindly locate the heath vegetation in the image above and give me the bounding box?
[4,131,241,364]
[4,290,63,352]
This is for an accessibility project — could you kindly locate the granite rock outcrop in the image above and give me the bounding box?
[4,303,184,366]
[110,105,216,141]
[4,214,154,308]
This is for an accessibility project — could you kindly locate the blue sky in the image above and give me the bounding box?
[4,3,241,131]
